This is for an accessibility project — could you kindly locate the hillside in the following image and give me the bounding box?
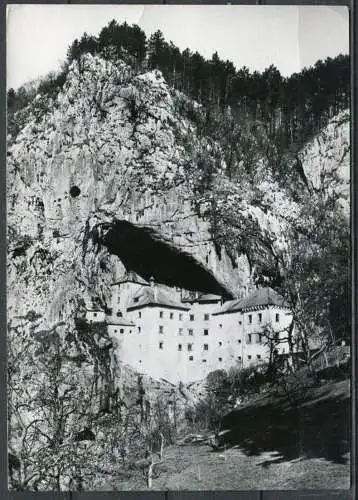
[7,51,350,326]
[108,379,350,490]
[7,41,350,491]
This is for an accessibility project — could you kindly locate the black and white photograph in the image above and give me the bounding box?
[6,4,351,492]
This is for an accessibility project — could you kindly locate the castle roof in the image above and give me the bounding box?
[106,318,135,327]
[181,292,222,304]
[239,287,288,311]
[127,285,190,311]
[212,287,288,315]
[111,270,149,287]
[212,298,242,315]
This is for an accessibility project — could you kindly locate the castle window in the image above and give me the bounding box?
[138,312,141,318]
[204,329,209,336]
[219,341,222,346]
[238,339,241,344]
[247,334,252,344]
[159,326,164,334]
[138,327,141,333]
[190,314,194,321]
[116,311,122,317]
[117,296,120,303]
[93,313,97,317]
[179,313,183,321]
[159,342,164,350]
[219,324,222,328]
[179,328,183,335]
[276,313,280,322]
[170,312,174,319]
[238,356,242,360]
[187,344,193,351]
[248,314,252,324]
[257,334,262,344]
[178,344,182,351]
[257,354,261,360]
[204,313,209,321]
[159,311,163,318]
[203,344,209,351]
[114,329,117,333]
[248,355,252,360]
[134,297,139,303]
[188,329,194,336]
[258,313,262,323]
[189,356,193,361]
[239,320,242,325]
[202,359,207,363]
[120,329,124,334]
[218,357,222,362]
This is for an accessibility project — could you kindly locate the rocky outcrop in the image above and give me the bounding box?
[299,109,350,217]
[7,52,350,382]
[7,54,249,335]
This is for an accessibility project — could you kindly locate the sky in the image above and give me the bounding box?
[6,5,349,90]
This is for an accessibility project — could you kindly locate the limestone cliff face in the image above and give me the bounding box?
[299,109,350,217]
[7,54,247,334]
[7,52,350,361]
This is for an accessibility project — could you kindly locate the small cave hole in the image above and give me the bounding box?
[70,185,81,198]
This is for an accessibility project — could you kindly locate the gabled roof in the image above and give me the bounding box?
[127,286,190,311]
[239,287,288,311]
[182,292,223,304]
[213,287,288,315]
[111,270,149,287]
[106,318,135,327]
[212,298,243,315]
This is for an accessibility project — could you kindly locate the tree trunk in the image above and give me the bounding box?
[147,464,153,488]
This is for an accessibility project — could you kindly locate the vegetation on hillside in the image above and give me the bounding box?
[7,20,351,491]
[7,17,350,381]
[8,19,349,149]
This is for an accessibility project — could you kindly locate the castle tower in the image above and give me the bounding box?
[110,270,150,317]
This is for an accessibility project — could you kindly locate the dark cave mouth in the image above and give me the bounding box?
[101,220,233,299]
[70,185,81,197]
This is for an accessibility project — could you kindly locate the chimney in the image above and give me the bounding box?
[149,276,158,302]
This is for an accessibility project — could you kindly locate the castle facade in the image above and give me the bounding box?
[85,271,292,383]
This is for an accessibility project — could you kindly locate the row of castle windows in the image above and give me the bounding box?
[98,309,280,323]
[247,312,280,324]
[157,342,234,352]
[158,326,209,335]
[175,354,261,362]
[246,332,280,344]
[113,309,211,321]
[158,311,210,321]
[105,326,277,345]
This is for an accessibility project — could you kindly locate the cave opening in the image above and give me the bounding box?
[70,185,81,198]
[101,220,233,299]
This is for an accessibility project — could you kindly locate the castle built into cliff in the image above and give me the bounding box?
[86,271,292,383]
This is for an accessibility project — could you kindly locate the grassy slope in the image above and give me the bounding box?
[109,379,350,490]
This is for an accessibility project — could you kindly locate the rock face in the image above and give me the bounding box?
[7,54,249,334]
[299,110,350,217]
[7,52,350,375]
